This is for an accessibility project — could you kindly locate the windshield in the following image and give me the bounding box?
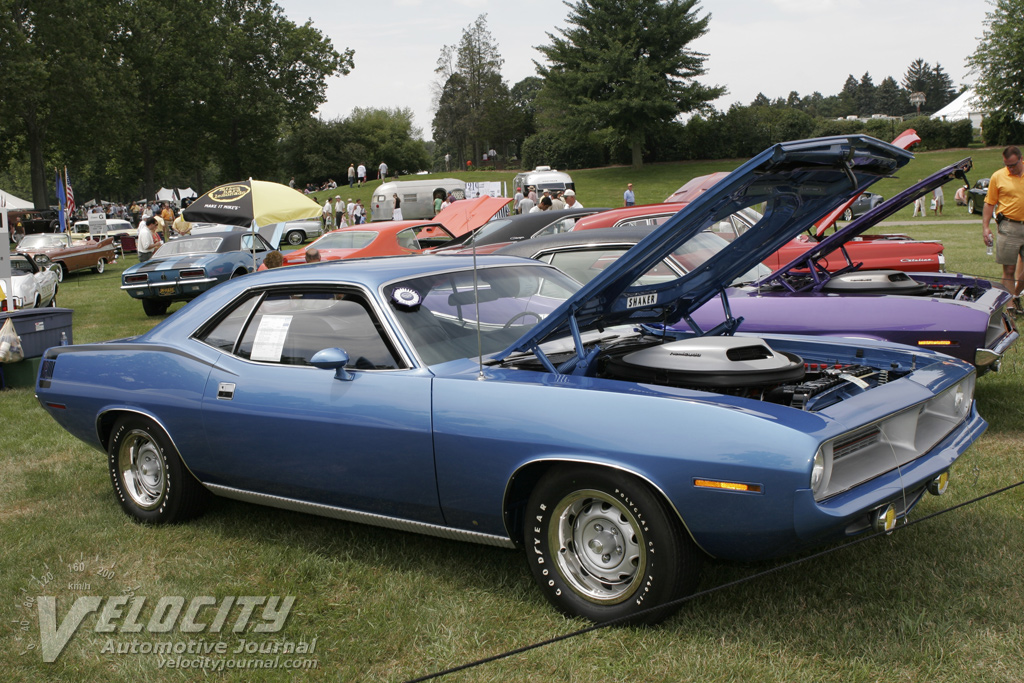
[20,234,66,249]
[384,264,581,366]
[463,218,513,246]
[154,237,223,257]
[673,231,771,284]
[10,255,34,274]
[317,231,378,250]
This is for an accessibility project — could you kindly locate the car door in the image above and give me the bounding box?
[194,287,443,524]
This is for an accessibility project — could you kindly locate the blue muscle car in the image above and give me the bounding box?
[36,136,985,624]
[120,230,274,316]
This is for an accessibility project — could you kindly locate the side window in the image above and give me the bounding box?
[198,293,262,352]
[395,228,420,250]
[241,234,268,253]
[201,290,401,369]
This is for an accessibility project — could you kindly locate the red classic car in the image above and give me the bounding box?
[572,203,945,273]
[282,197,510,266]
[16,232,118,281]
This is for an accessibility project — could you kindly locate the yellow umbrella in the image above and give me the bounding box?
[182,179,322,228]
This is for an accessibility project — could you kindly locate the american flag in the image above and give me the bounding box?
[64,167,76,217]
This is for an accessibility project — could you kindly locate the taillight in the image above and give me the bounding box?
[124,274,148,284]
[179,268,205,279]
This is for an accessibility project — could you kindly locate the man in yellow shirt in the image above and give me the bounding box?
[982,145,1024,302]
[159,203,175,241]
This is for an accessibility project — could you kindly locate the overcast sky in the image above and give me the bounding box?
[275,0,994,139]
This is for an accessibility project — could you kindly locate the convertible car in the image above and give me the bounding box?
[36,136,984,624]
[1,252,59,310]
[17,232,117,281]
[121,229,274,316]
[495,160,1016,373]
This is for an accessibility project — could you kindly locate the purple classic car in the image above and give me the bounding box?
[496,159,1017,373]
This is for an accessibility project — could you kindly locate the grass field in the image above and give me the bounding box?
[2,148,1023,683]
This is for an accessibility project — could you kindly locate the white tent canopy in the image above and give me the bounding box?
[0,188,33,209]
[931,87,985,127]
[155,187,198,203]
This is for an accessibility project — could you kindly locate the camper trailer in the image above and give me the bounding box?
[371,179,466,221]
[512,167,575,200]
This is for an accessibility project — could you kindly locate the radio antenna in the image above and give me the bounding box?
[472,235,484,379]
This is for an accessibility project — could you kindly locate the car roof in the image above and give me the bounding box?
[462,208,609,247]
[494,226,657,258]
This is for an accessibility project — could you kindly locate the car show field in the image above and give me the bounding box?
[2,151,1024,683]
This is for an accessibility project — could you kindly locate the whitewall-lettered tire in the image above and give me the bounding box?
[107,415,207,523]
[525,464,702,624]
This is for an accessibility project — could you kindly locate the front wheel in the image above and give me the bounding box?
[286,230,304,246]
[525,465,702,624]
[56,263,68,283]
[843,208,854,222]
[107,415,208,523]
[967,197,976,215]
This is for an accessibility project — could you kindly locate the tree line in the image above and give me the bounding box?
[0,0,352,209]
[433,1,1024,172]
[5,0,1023,210]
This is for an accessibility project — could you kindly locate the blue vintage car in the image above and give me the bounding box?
[120,229,274,316]
[36,136,985,624]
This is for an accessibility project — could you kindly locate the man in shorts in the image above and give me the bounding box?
[982,145,1024,306]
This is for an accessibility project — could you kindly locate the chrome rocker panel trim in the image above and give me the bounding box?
[204,483,517,549]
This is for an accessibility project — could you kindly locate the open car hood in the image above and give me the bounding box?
[759,157,972,287]
[810,128,921,236]
[497,135,913,360]
[434,196,511,238]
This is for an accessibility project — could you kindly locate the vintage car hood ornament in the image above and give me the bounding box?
[498,135,913,360]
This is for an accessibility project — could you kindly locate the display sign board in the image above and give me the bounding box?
[88,213,107,236]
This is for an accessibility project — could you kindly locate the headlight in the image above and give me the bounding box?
[810,449,826,493]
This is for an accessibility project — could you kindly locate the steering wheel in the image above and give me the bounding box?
[503,311,543,329]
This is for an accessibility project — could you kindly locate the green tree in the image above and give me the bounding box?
[928,64,957,111]
[201,0,351,183]
[432,14,510,164]
[536,0,724,170]
[874,76,907,116]
[838,75,859,116]
[0,0,122,208]
[968,0,1024,123]
[856,72,876,115]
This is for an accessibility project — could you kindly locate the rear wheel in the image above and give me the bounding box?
[286,230,304,246]
[107,415,208,523]
[525,465,702,624]
[141,298,169,316]
[93,258,106,274]
[967,197,976,215]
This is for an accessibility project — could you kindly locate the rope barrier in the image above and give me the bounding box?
[404,477,1024,683]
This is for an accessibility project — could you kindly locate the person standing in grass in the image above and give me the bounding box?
[624,183,635,206]
[982,145,1024,307]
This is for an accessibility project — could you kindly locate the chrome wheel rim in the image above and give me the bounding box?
[549,489,646,604]
[96,259,105,273]
[117,429,167,510]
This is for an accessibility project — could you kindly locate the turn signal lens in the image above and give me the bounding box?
[694,479,762,494]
